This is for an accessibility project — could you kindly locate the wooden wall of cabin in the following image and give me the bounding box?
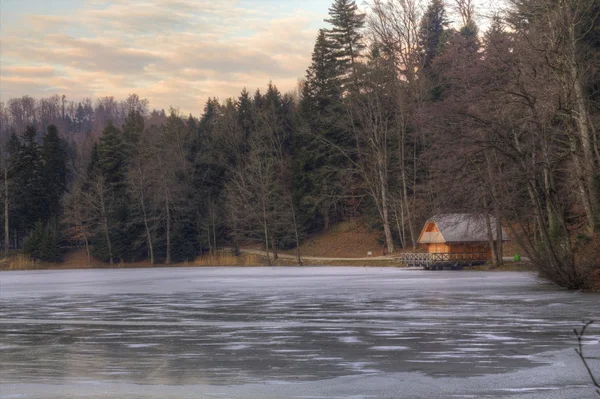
[447,243,492,259]
[423,240,494,259]
[425,243,451,253]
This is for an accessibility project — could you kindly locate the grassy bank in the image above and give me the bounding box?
[1,247,536,272]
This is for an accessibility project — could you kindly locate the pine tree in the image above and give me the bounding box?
[92,122,140,262]
[418,0,449,72]
[237,89,253,152]
[98,122,127,189]
[122,110,144,147]
[13,126,45,236]
[325,0,365,89]
[40,125,68,223]
[23,221,61,262]
[298,26,358,232]
[304,29,341,111]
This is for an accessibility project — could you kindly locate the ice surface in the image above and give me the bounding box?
[0,267,599,399]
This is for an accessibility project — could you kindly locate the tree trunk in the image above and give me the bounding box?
[323,207,330,231]
[4,169,8,255]
[139,173,154,265]
[399,127,417,250]
[232,216,240,256]
[483,200,499,267]
[212,205,217,256]
[589,114,600,167]
[271,233,278,261]
[402,172,416,249]
[290,196,302,265]
[393,204,405,250]
[103,216,113,266]
[262,204,271,266]
[569,21,598,224]
[495,214,504,265]
[484,150,504,265]
[381,193,394,254]
[83,231,91,265]
[378,157,395,254]
[165,190,171,265]
[97,186,113,265]
[569,135,596,232]
[206,225,212,256]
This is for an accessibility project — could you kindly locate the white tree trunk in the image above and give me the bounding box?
[378,158,395,254]
[165,189,171,265]
[4,169,8,255]
[262,204,271,266]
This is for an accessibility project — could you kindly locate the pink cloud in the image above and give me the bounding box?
[0,0,326,114]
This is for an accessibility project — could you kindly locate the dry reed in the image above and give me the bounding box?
[3,254,38,270]
[191,253,262,267]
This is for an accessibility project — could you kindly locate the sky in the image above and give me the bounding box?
[0,0,498,115]
[0,0,331,114]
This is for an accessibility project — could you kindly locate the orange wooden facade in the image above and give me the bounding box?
[420,222,492,258]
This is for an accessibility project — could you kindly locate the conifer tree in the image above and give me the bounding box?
[418,0,448,72]
[13,126,44,235]
[122,110,144,147]
[304,29,341,110]
[40,125,68,223]
[325,0,366,88]
[92,122,139,262]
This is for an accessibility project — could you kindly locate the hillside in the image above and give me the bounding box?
[287,220,385,258]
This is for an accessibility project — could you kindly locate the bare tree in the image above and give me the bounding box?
[63,177,92,264]
[508,0,600,232]
[574,321,600,396]
[2,158,8,255]
[84,174,114,265]
[127,150,156,265]
[224,143,276,265]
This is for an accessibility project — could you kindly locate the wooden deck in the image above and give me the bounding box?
[393,252,488,270]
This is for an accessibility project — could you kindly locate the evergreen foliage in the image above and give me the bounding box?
[23,221,61,262]
[325,0,366,89]
[418,0,448,72]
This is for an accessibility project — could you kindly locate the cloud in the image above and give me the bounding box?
[2,66,57,77]
[0,0,326,114]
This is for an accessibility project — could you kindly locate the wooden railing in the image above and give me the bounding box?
[394,252,488,265]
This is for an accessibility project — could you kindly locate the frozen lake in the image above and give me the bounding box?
[1,267,599,398]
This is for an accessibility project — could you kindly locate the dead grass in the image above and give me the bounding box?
[0,253,39,271]
[188,252,262,267]
[284,219,384,258]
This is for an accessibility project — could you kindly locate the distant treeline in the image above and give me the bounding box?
[1,0,599,288]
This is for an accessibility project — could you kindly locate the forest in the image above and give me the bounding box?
[0,0,599,289]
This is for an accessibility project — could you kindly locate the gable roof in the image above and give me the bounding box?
[418,213,508,244]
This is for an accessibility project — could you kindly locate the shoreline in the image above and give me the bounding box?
[0,259,534,272]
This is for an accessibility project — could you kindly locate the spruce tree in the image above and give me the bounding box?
[418,0,449,72]
[98,122,128,190]
[325,0,365,88]
[298,24,357,232]
[304,29,341,110]
[237,89,253,152]
[93,122,139,262]
[23,221,61,262]
[122,110,144,147]
[13,126,44,235]
[40,125,68,223]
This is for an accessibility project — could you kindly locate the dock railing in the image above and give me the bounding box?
[394,252,488,267]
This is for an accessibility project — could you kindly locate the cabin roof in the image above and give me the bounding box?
[418,213,508,244]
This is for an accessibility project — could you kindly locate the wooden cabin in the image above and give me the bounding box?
[418,214,508,260]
